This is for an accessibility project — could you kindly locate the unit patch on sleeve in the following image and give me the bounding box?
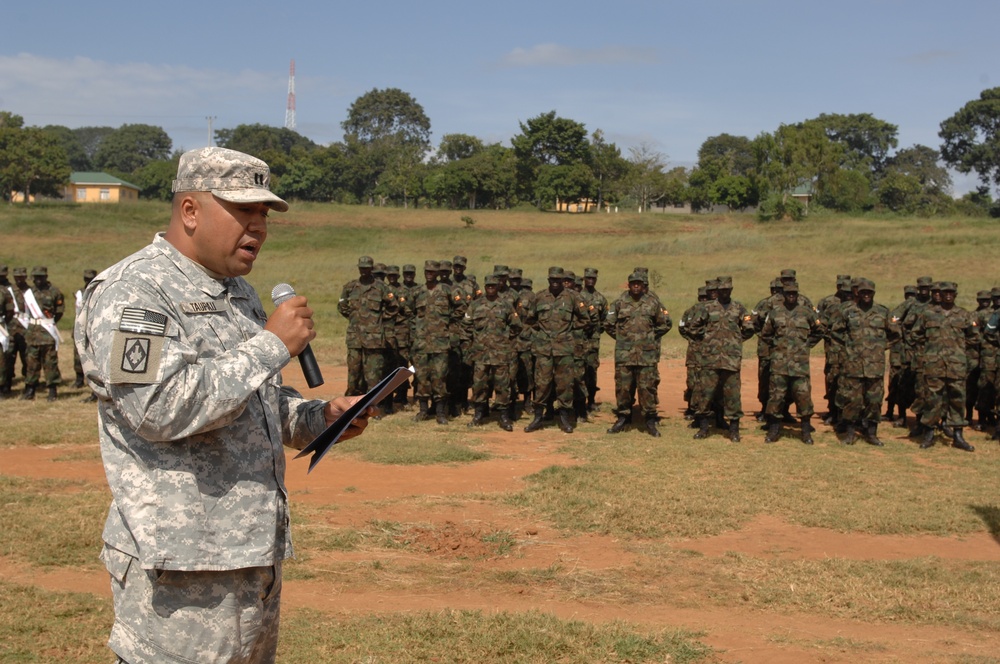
[109,330,165,384]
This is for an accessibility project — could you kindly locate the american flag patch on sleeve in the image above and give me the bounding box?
[119,308,168,336]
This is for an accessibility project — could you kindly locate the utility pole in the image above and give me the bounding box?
[285,59,296,131]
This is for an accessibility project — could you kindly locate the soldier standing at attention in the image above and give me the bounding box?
[337,256,398,404]
[5,267,30,388]
[829,278,899,446]
[385,265,413,409]
[760,282,824,444]
[462,274,521,430]
[0,266,12,398]
[978,287,1000,436]
[523,267,593,434]
[74,269,99,402]
[816,275,853,426]
[513,275,538,417]
[411,260,466,424]
[450,256,478,415]
[885,285,917,425]
[394,264,421,408]
[902,276,935,434]
[969,289,993,430]
[605,271,672,436]
[910,282,978,451]
[687,276,756,442]
[679,286,710,420]
[751,278,783,421]
[582,267,608,412]
[22,266,64,401]
[564,270,593,423]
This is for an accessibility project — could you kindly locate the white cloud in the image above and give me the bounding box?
[499,43,657,68]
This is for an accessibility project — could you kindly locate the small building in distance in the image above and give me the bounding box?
[64,172,141,203]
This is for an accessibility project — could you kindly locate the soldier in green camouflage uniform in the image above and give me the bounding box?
[829,278,900,446]
[979,287,1000,436]
[910,282,977,451]
[523,267,594,434]
[337,256,399,403]
[605,271,672,436]
[751,278,783,420]
[898,276,934,430]
[74,147,374,664]
[513,276,537,417]
[462,275,521,430]
[885,285,917,425]
[687,276,756,442]
[4,267,29,388]
[564,270,595,423]
[760,282,823,444]
[968,290,993,429]
[679,286,710,419]
[582,267,608,412]
[385,265,413,409]
[73,269,99,402]
[22,266,64,401]
[411,260,466,423]
[449,256,479,415]
[816,275,853,425]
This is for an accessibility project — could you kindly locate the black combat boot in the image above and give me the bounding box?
[800,416,814,445]
[951,427,975,452]
[498,409,513,432]
[413,398,430,422]
[644,415,661,438]
[435,400,449,425]
[0,385,10,399]
[523,396,533,416]
[468,405,485,427]
[728,418,741,443]
[841,422,857,445]
[607,414,629,434]
[20,385,35,401]
[764,418,781,444]
[693,417,711,439]
[557,408,575,433]
[73,375,85,389]
[919,425,935,449]
[46,385,57,402]
[524,410,545,433]
[863,421,884,447]
[81,393,98,403]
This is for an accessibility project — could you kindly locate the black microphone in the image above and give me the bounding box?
[271,283,325,388]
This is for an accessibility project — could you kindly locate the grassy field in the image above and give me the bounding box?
[2,202,1000,662]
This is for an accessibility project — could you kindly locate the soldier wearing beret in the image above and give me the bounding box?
[75,146,373,663]
[22,266,64,401]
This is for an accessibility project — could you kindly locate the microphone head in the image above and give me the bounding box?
[271,283,296,306]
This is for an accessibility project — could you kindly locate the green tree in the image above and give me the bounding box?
[511,110,591,208]
[435,133,484,162]
[94,124,172,175]
[808,113,898,176]
[72,126,115,165]
[215,124,317,159]
[0,125,70,203]
[939,87,1000,194]
[590,130,630,211]
[624,143,669,212]
[41,125,91,171]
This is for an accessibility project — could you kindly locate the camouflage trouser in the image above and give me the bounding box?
[572,354,588,407]
[515,350,534,402]
[346,347,386,396]
[472,361,512,408]
[614,363,659,417]
[533,354,575,410]
[25,343,60,387]
[766,373,814,418]
[824,360,843,413]
[413,351,448,400]
[693,367,743,420]
[756,356,770,410]
[919,375,967,428]
[910,370,929,417]
[4,332,27,384]
[102,545,281,664]
[840,375,884,424]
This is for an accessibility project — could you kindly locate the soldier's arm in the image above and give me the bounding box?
[336,283,353,318]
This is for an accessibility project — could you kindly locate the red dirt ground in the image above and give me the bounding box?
[2,358,998,663]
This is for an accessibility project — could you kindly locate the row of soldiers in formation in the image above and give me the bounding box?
[0,266,98,402]
[339,257,1000,452]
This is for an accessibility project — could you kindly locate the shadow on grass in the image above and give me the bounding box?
[969,504,1000,545]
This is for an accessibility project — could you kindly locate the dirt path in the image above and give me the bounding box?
[2,358,998,662]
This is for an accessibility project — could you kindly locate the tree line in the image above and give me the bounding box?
[4,87,1000,218]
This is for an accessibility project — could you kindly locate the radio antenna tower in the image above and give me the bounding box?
[284,59,296,130]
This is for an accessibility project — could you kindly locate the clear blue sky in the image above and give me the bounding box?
[2,0,997,194]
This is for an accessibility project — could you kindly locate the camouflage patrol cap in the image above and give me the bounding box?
[31,266,47,277]
[628,271,645,284]
[547,266,564,279]
[509,267,523,278]
[171,147,288,212]
[992,286,1000,297]
[453,255,468,266]
[424,260,440,271]
[697,286,707,297]
[716,276,733,289]
[574,276,583,287]
[386,265,400,276]
[930,281,944,291]
[584,267,598,278]
[706,279,720,290]
[562,270,576,280]
[977,290,992,300]
[358,256,375,268]
[904,285,918,295]
[83,269,97,279]
[770,278,782,290]
[372,262,387,275]
[856,278,875,292]
[783,281,799,293]
[633,267,649,275]
[12,267,26,277]
[484,274,499,286]
[439,260,453,271]
[402,264,417,274]
[780,268,796,280]
[851,277,863,289]
[493,264,509,276]
[836,275,852,289]
[916,276,933,287]
[522,278,533,289]
[836,274,851,283]
[940,281,957,292]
